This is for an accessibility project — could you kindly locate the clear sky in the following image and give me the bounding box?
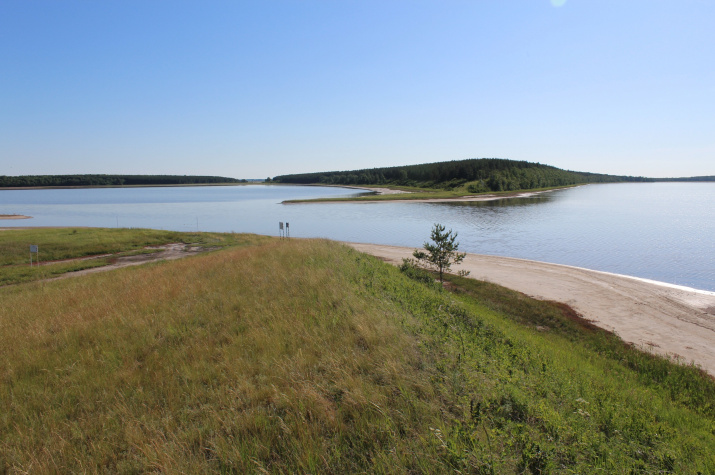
[1,1,713,179]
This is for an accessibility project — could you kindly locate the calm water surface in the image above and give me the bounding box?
[1,183,713,291]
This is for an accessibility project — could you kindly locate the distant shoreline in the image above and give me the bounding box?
[0,215,32,220]
[0,182,249,191]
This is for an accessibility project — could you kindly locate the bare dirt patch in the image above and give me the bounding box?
[44,243,212,281]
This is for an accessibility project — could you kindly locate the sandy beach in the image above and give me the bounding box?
[286,186,559,203]
[336,185,412,195]
[347,242,715,376]
[354,187,555,203]
[0,215,32,220]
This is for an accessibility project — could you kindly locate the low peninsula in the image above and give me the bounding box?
[273,158,653,203]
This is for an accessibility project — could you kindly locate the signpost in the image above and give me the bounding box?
[279,222,290,239]
[29,245,39,267]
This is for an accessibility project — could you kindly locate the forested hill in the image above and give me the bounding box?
[273,158,647,192]
[0,175,244,188]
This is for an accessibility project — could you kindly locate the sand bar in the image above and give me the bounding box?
[0,215,32,220]
[336,185,412,195]
[286,187,557,203]
[347,242,715,376]
[352,188,554,202]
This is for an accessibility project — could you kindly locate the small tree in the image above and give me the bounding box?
[413,223,468,284]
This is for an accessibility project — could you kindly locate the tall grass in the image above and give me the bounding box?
[1,237,714,472]
[1,240,445,472]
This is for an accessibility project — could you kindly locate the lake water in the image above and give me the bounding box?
[1,183,713,292]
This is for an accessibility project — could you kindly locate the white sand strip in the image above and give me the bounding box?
[346,242,715,376]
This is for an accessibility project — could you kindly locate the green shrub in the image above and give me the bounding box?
[399,257,437,285]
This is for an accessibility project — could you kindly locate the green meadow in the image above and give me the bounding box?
[1,229,713,473]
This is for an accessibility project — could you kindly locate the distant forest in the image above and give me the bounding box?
[652,176,715,182]
[273,158,651,192]
[0,175,244,188]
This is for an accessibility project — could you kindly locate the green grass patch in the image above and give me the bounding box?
[0,228,267,266]
[0,228,272,285]
[0,228,180,265]
[1,237,713,472]
[444,274,715,418]
[0,258,112,286]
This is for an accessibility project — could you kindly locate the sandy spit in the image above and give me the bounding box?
[0,215,32,220]
[339,185,412,195]
[355,188,556,202]
[288,187,557,203]
[346,242,715,376]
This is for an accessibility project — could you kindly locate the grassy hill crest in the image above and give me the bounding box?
[1,230,714,472]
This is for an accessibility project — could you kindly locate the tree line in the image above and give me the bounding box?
[0,175,245,188]
[273,158,651,192]
[652,176,715,182]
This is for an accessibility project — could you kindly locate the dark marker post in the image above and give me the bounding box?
[29,244,39,267]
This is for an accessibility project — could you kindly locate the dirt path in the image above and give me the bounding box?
[347,242,715,376]
[43,243,210,282]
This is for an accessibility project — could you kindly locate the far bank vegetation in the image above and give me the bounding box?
[273,158,653,193]
[0,174,245,188]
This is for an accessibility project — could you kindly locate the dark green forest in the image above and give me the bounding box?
[653,176,715,182]
[273,158,650,192]
[0,175,244,188]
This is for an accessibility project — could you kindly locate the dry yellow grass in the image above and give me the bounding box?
[1,239,444,472]
[3,235,714,473]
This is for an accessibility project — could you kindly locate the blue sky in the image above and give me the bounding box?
[1,1,713,179]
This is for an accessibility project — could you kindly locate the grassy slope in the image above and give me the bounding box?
[1,237,714,473]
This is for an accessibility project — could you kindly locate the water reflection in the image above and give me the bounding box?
[1,183,713,291]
